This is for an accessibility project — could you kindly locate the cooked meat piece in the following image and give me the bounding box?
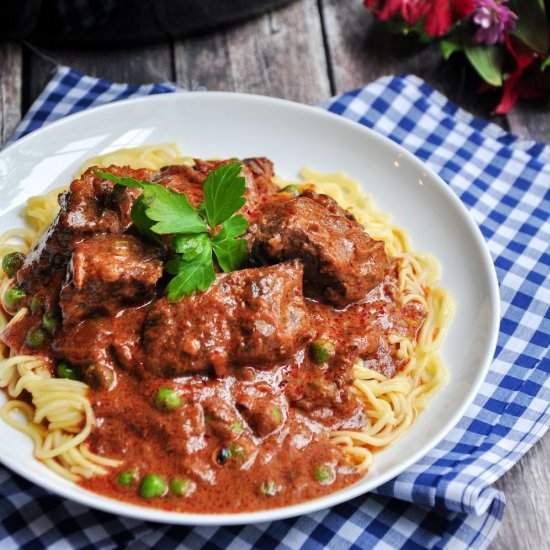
[152,157,277,221]
[233,384,284,437]
[60,234,163,326]
[17,192,75,290]
[285,364,360,418]
[251,190,389,307]
[52,309,146,372]
[239,400,283,438]
[203,398,243,441]
[288,378,339,412]
[53,316,116,367]
[60,165,150,234]
[16,166,149,294]
[143,261,314,377]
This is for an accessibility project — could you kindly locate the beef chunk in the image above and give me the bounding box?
[16,166,150,292]
[60,165,150,234]
[233,383,284,437]
[203,398,243,441]
[152,157,277,221]
[17,192,74,290]
[239,399,283,438]
[251,190,389,307]
[52,309,146,373]
[143,261,313,377]
[60,234,163,326]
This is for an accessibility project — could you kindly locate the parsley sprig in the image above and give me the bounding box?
[95,163,249,301]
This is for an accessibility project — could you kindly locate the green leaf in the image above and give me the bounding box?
[211,214,249,272]
[142,185,207,235]
[200,163,246,227]
[216,214,248,239]
[165,243,216,301]
[464,44,503,86]
[541,55,550,72]
[131,196,158,242]
[95,164,250,300]
[510,0,548,54]
[172,233,210,260]
[212,238,248,273]
[95,169,207,235]
[440,36,462,60]
[93,169,153,189]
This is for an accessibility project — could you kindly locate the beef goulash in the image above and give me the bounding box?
[0,157,427,513]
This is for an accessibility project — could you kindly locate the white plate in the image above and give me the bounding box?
[0,92,499,525]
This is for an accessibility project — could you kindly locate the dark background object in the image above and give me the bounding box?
[0,0,296,47]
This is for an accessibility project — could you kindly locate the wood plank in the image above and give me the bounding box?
[320,0,506,124]
[0,42,23,146]
[24,43,174,112]
[506,102,550,143]
[174,0,330,104]
[491,435,550,549]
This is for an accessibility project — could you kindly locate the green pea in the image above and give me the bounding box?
[139,474,166,498]
[3,287,26,309]
[309,338,336,363]
[2,252,25,278]
[42,311,59,333]
[279,184,300,196]
[25,327,46,349]
[117,469,138,487]
[30,296,42,314]
[56,362,79,381]
[228,444,247,459]
[259,479,279,496]
[153,387,181,412]
[313,464,335,484]
[170,477,192,496]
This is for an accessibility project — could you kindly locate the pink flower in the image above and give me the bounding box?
[472,0,517,45]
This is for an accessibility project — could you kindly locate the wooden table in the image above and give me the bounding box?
[1,1,548,547]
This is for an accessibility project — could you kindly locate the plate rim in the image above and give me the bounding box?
[0,91,500,525]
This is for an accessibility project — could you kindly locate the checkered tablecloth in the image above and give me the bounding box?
[1,66,549,549]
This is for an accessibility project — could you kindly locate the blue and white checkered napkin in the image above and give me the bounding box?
[2,66,549,549]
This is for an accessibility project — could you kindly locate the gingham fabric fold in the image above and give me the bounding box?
[1,67,549,550]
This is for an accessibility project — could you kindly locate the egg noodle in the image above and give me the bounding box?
[0,142,453,481]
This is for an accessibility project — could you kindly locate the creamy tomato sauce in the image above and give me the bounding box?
[1,158,425,512]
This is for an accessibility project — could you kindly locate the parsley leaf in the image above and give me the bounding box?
[141,185,207,235]
[171,233,210,260]
[200,163,246,227]
[130,195,158,242]
[165,243,215,301]
[94,163,249,301]
[212,215,249,272]
[94,170,207,235]
[93,170,153,189]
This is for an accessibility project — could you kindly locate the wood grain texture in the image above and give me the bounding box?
[174,0,330,103]
[24,43,174,111]
[491,435,550,549]
[0,42,22,146]
[507,102,550,143]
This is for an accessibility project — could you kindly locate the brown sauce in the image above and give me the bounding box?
[0,159,426,512]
